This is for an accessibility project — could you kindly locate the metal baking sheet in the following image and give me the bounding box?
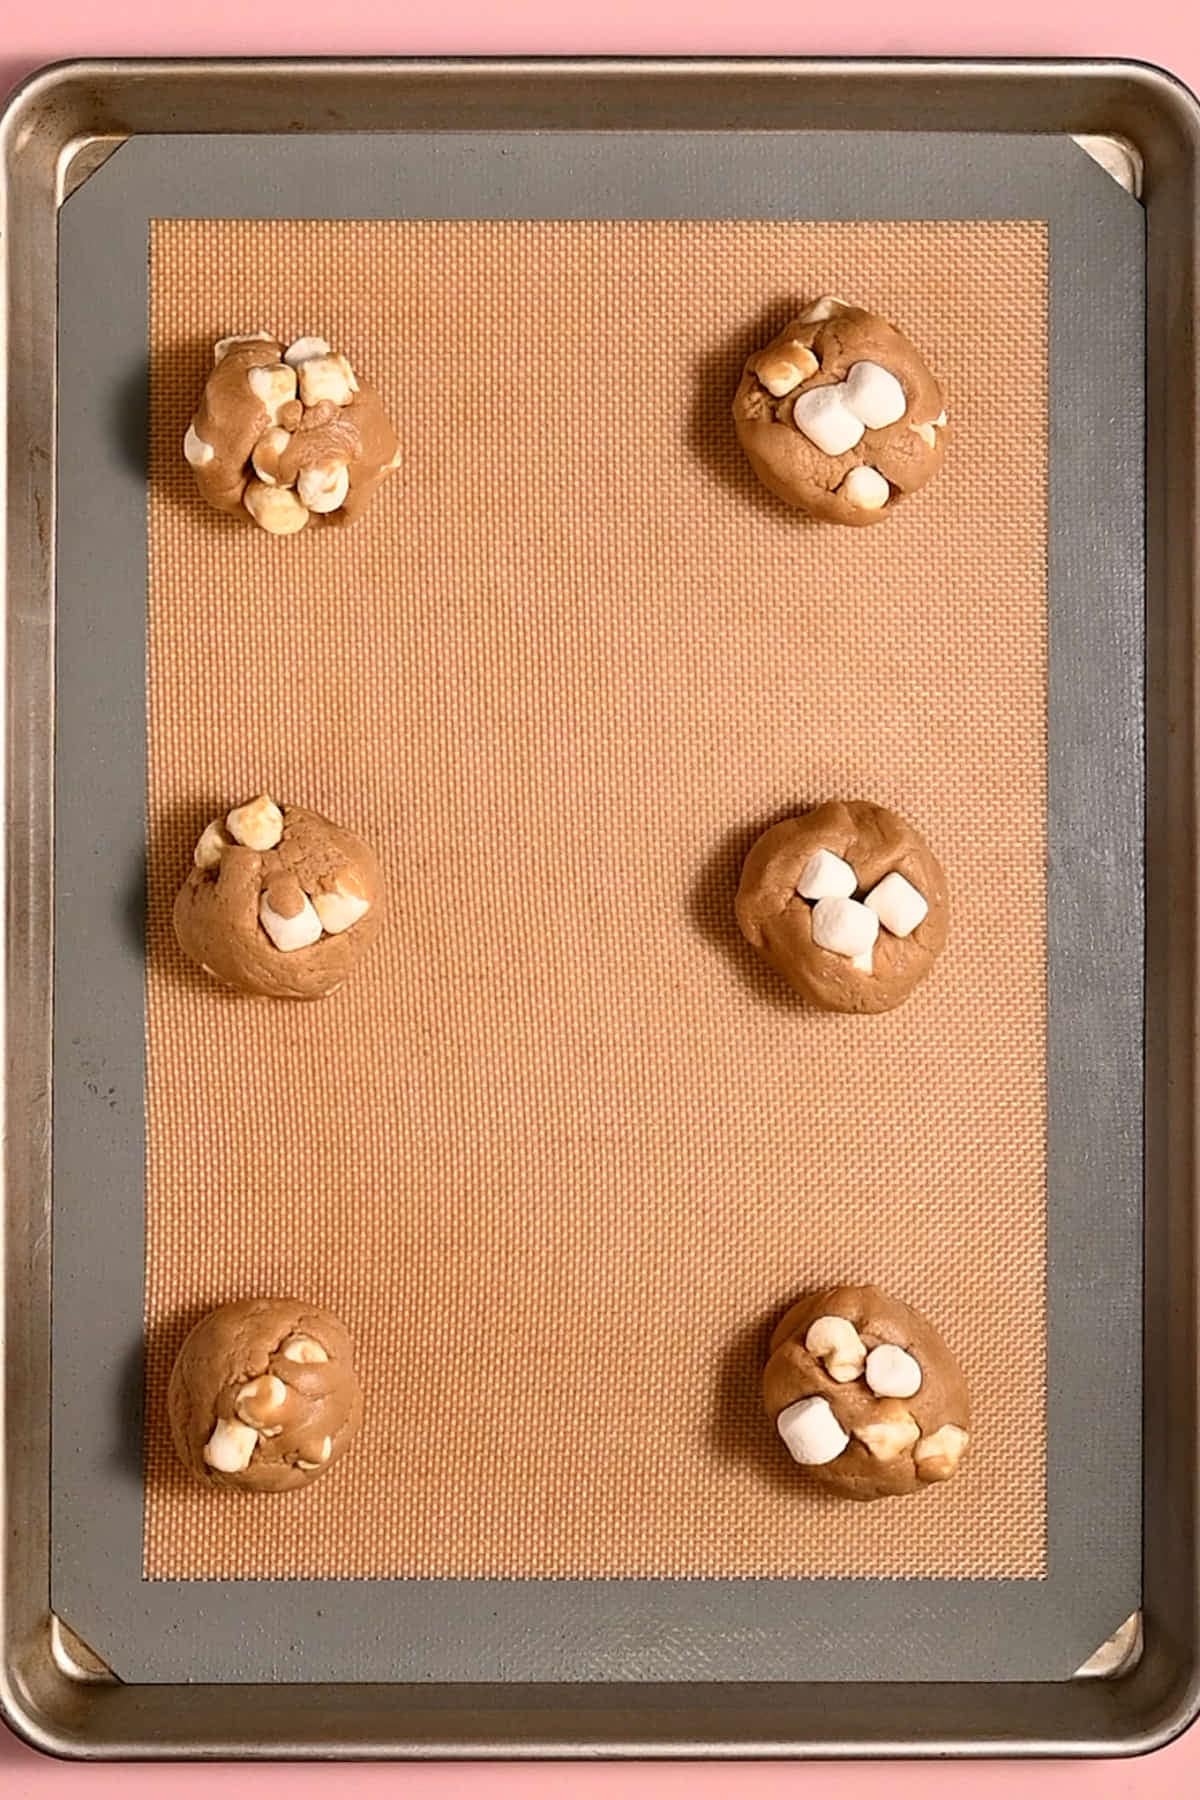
[1,57,1198,1760]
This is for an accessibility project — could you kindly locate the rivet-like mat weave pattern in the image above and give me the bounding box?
[145,218,1048,1579]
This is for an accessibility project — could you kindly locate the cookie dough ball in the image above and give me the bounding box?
[732,297,947,525]
[168,1297,363,1493]
[184,332,401,532]
[173,794,384,1000]
[735,799,948,1014]
[762,1284,970,1501]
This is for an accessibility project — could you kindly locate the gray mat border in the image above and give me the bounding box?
[51,128,1144,1685]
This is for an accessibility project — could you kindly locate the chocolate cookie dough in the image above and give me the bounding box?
[184,333,401,532]
[173,794,384,1000]
[732,297,947,525]
[762,1284,970,1501]
[735,799,948,1014]
[168,1297,363,1493]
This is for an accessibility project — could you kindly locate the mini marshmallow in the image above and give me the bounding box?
[193,819,231,870]
[811,896,880,959]
[914,1423,969,1481]
[243,480,309,535]
[776,1396,850,1466]
[796,847,858,902]
[911,422,938,450]
[297,353,358,408]
[756,344,819,397]
[864,1344,923,1399]
[183,421,215,467]
[281,1335,329,1364]
[213,331,275,364]
[203,1417,259,1473]
[313,886,370,935]
[248,362,299,426]
[804,1315,868,1383]
[284,335,332,368]
[843,360,908,430]
[259,890,323,953]
[226,795,284,852]
[251,426,292,486]
[791,385,865,457]
[855,1412,921,1462]
[297,461,351,515]
[864,871,929,939]
[235,1375,288,1428]
[851,949,875,974]
[840,465,891,511]
[799,295,847,323]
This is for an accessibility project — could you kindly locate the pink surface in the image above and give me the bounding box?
[1,0,1196,1789]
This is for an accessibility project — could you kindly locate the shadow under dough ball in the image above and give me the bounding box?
[763,1284,971,1501]
[173,794,384,1000]
[735,799,948,1014]
[168,1297,363,1493]
[184,332,401,533]
[732,297,947,525]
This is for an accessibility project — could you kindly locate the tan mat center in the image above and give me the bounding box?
[145,218,1047,1580]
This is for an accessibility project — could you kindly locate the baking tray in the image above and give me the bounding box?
[1,55,1197,1759]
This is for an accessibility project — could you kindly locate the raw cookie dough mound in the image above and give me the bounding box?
[168,1297,363,1493]
[762,1284,970,1501]
[184,332,401,532]
[735,799,948,1014]
[732,297,947,525]
[173,794,384,1000]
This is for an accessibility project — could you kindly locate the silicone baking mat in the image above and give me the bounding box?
[50,128,1143,1683]
[141,214,1048,1582]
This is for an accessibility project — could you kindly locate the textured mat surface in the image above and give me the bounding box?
[144,217,1048,1580]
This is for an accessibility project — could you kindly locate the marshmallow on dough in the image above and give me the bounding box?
[733,298,948,526]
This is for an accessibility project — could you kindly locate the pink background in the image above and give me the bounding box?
[0,0,1194,1789]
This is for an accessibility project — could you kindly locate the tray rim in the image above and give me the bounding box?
[2,52,1198,1762]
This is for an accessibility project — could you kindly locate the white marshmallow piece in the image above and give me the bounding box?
[804,1315,868,1384]
[183,421,215,467]
[193,819,231,870]
[798,295,848,323]
[914,1423,969,1480]
[259,890,323,953]
[791,385,865,457]
[796,847,857,902]
[297,461,351,515]
[756,344,819,398]
[297,353,358,408]
[911,422,938,450]
[281,1335,328,1364]
[213,330,275,364]
[864,1344,923,1399]
[203,1417,259,1473]
[243,480,309,535]
[851,949,875,974]
[811,896,880,960]
[251,426,292,486]
[840,465,891,512]
[235,1374,288,1428]
[843,360,908,430]
[776,1396,850,1466]
[284,335,332,368]
[855,1414,921,1462]
[226,795,284,852]
[247,362,299,426]
[864,871,929,939]
[312,887,370,935]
